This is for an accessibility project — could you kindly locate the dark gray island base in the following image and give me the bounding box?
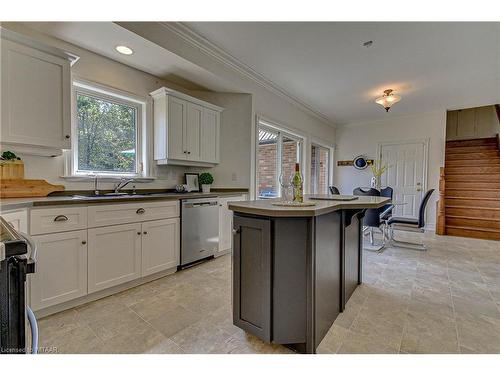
[228,196,389,354]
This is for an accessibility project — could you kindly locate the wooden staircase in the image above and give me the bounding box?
[437,135,500,240]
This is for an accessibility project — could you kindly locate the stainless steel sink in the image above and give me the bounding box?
[71,193,148,200]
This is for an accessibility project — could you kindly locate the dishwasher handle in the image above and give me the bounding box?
[183,201,218,208]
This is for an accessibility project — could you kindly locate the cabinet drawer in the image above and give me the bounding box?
[88,200,179,228]
[30,206,88,235]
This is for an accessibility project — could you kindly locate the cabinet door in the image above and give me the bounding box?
[475,106,498,138]
[1,39,71,151]
[168,96,187,160]
[201,108,220,163]
[456,109,476,139]
[186,102,203,161]
[1,209,28,233]
[218,195,246,253]
[141,218,180,276]
[446,111,458,140]
[88,223,141,293]
[233,215,271,342]
[30,230,87,310]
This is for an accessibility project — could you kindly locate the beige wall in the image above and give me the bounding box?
[334,111,447,230]
[188,92,253,188]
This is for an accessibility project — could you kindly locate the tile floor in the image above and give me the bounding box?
[37,231,500,354]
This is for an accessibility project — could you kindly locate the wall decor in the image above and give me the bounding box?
[337,157,374,168]
[184,173,200,192]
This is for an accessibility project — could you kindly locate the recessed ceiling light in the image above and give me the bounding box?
[115,45,133,55]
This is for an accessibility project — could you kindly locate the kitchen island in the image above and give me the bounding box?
[228,195,389,354]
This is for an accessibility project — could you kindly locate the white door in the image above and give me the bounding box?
[141,218,180,276]
[168,96,188,160]
[30,230,87,310]
[201,108,220,163]
[88,223,141,293]
[379,141,426,218]
[1,39,71,150]
[186,102,203,161]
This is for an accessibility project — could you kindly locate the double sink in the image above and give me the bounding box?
[71,192,177,200]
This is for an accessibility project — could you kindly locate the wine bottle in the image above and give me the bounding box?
[292,163,304,203]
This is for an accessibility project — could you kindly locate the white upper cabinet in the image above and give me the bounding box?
[446,106,499,141]
[0,29,76,156]
[151,87,223,166]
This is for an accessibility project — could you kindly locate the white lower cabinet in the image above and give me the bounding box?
[218,195,247,254]
[141,218,180,277]
[88,223,142,293]
[30,230,88,310]
[1,208,28,233]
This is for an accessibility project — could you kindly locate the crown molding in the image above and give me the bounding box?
[158,22,336,128]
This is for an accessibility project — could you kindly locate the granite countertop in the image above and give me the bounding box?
[0,190,248,211]
[228,195,390,217]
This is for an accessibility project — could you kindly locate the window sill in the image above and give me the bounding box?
[60,175,157,182]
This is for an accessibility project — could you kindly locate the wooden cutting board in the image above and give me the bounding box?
[0,179,65,198]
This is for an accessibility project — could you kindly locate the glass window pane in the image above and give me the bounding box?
[311,144,330,194]
[281,136,300,181]
[257,127,279,198]
[76,93,137,174]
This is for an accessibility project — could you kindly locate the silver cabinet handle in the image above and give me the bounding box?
[136,208,145,214]
[54,215,69,222]
[232,229,240,235]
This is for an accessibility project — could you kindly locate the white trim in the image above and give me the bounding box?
[150,87,224,112]
[67,79,150,179]
[310,142,334,194]
[158,22,335,128]
[255,115,306,199]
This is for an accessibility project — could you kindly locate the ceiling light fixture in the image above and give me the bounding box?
[115,45,133,55]
[375,89,401,112]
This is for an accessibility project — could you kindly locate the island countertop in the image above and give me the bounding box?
[228,195,390,217]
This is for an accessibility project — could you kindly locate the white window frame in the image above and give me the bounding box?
[255,117,305,199]
[66,80,149,179]
[310,142,332,194]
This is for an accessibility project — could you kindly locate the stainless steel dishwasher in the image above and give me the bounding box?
[180,197,219,268]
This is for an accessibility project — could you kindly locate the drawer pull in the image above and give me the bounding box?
[143,231,148,235]
[136,208,145,214]
[54,215,69,222]
[81,241,87,245]
[137,232,141,235]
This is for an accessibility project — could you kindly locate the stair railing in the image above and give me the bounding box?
[436,166,446,235]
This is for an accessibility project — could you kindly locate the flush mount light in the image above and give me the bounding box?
[375,89,401,112]
[115,45,133,55]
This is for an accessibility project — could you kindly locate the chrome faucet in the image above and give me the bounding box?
[114,178,135,194]
[94,175,100,196]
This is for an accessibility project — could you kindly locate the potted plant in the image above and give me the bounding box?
[0,151,24,179]
[370,158,388,190]
[199,172,214,193]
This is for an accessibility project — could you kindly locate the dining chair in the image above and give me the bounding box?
[386,189,434,251]
[329,186,340,195]
[353,188,386,251]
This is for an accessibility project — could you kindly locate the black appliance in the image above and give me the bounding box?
[0,217,38,354]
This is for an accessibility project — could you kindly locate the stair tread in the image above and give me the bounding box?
[445,225,500,233]
[446,215,500,222]
[446,205,500,211]
[445,188,500,191]
[445,196,500,201]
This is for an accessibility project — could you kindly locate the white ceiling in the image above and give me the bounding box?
[185,22,500,125]
[22,22,238,92]
[21,22,500,126]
